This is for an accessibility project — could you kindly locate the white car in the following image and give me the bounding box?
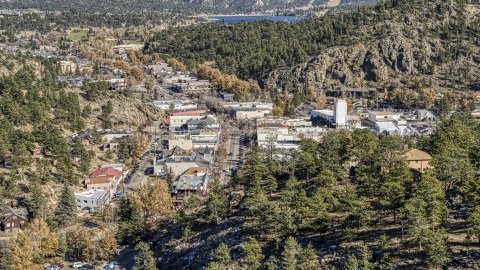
[224,168,230,172]
[72,262,84,268]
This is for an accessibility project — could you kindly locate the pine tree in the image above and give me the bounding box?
[56,152,75,184]
[265,256,279,270]
[425,228,450,269]
[243,237,264,270]
[358,244,373,270]
[132,242,156,270]
[117,140,130,162]
[214,243,232,266]
[298,243,319,270]
[264,175,278,196]
[55,184,77,227]
[205,179,228,225]
[27,181,46,220]
[121,202,145,243]
[104,149,114,160]
[344,254,359,270]
[281,237,301,270]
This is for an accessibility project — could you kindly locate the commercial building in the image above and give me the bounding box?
[111,44,144,54]
[219,92,235,101]
[233,107,264,120]
[75,189,110,213]
[334,99,347,127]
[174,167,209,196]
[168,139,193,150]
[85,167,123,197]
[147,100,198,111]
[163,108,207,123]
[368,111,401,122]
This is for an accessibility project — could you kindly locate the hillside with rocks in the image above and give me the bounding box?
[263,2,480,92]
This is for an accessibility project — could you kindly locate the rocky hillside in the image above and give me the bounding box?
[264,2,480,92]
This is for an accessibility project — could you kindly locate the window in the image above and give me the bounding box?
[83,200,87,204]
[12,216,16,219]
[92,201,94,204]
[77,200,80,202]
[416,161,419,163]
[6,223,10,228]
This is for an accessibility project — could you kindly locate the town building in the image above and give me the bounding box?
[163,108,207,123]
[233,107,264,120]
[154,146,211,176]
[404,149,434,173]
[75,189,110,213]
[60,61,76,74]
[111,44,144,54]
[224,102,273,114]
[368,111,401,122]
[85,167,123,197]
[168,139,193,150]
[185,115,219,130]
[147,100,198,111]
[173,80,211,93]
[1,207,28,233]
[162,73,198,84]
[219,92,235,101]
[174,167,209,198]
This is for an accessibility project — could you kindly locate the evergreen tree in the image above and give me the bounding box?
[119,202,145,243]
[264,175,278,196]
[343,254,359,270]
[117,140,130,162]
[55,184,77,226]
[358,244,373,270]
[297,243,319,270]
[281,236,301,270]
[132,242,156,270]
[104,149,114,160]
[205,179,228,224]
[161,164,175,194]
[214,243,232,266]
[243,237,264,270]
[27,181,46,220]
[56,152,75,184]
[425,228,450,269]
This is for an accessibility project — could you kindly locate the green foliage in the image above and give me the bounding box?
[205,179,228,224]
[281,236,301,270]
[82,81,108,101]
[119,202,145,243]
[117,140,130,162]
[132,242,156,270]
[27,181,46,220]
[55,184,77,226]
[425,228,450,269]
[214,243,232,266]
[243,237,264,270]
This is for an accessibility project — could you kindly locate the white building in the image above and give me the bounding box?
[311,110,334,123]
[368,111,401,122]
[147,100,198,110]
[224,102,273,114]
[257,123,301,149]
[334,99,347,126]
[75,189,110,213]
[233,107,264,120]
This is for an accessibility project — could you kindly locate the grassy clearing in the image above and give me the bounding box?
[67,30,89,41]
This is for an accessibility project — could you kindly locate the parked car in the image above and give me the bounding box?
[72,262,84,268]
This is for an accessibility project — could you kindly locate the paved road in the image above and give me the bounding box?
[221,129,242,187]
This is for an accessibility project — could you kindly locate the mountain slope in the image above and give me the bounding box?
[147,0,480,93]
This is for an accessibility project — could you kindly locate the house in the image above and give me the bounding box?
[86,167,123,197]
[30,143,43,157]
[219,92,235,102]
[404,149,433,173]
[174,167,209,197]
[173,80,211,93]
[416,110,436,121]
[1,207,28,233]
[75,189,110,213]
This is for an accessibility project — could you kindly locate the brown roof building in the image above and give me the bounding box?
[1,207,28,233]
[404,149,433,173]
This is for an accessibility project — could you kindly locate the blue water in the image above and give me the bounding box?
[209,15,304,23]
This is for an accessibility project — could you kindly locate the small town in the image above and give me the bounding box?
[0,0,480,269]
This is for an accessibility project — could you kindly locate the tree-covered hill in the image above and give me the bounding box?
[145,0,480,92]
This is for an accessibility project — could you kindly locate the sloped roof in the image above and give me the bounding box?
[404,149,432,161]
[90,167,122,179]
[2,207,28,222]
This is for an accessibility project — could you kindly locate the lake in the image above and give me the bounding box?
[209,15,304,24]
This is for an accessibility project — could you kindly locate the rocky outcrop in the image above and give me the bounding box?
[263,26,480,91]
[79,94,164,127]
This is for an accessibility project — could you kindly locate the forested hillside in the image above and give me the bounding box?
[152,111,480,269]
[145,0,480,92]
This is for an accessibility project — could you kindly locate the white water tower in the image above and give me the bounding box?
[334,99,347,126]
